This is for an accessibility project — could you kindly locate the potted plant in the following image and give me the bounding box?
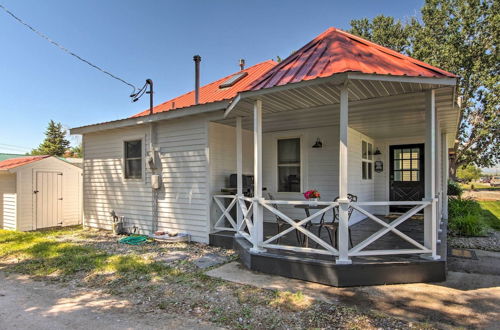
[304,189,321,201]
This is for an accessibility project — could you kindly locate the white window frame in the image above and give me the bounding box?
[123,136,145,182]
[362,140,373,181]
[276,136,304,193]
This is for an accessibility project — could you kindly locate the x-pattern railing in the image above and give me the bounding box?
[260,200,339,256]
[213,195,238,232]
[348,201,431,256]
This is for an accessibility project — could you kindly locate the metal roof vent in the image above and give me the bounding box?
[219,72,248,89]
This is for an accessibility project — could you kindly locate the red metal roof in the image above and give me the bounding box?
[132,60,277,117]
[251,27,456,90]
[0,155,49,170]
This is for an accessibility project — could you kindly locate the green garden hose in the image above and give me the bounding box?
[118,235,148,245]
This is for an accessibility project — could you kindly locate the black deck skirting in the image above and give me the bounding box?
[209,232,446,287]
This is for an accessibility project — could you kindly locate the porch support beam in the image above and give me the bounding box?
[337,83,352,264]
[235,116,243,235]
[441,133,449,220]
[251,100,265,253]
[424,89,440,260]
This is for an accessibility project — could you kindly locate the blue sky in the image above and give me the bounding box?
[0,0,423,153]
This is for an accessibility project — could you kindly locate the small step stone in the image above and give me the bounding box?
[157,251,190,264]
[194,253,228,269]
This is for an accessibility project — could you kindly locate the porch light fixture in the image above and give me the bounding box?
[312,138,323,148]
[374,148,381,155]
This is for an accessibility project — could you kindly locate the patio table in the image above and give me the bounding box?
[294,204,329,248]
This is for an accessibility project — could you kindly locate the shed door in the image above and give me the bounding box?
[35,172,63,229]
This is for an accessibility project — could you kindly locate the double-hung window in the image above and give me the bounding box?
[124,140,142,179]
[362,140,373,180]
[277,138,301,192]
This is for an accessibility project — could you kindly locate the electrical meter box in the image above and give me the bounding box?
[151,174,161,189]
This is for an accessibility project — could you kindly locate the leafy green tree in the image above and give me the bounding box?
[349,0,499,178]
[31,120,71,156]
[457,164,482,182]
[69,144,82,158]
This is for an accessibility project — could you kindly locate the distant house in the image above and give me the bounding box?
[71,28,458,286]
[0,153,24,162]
[0,155,82,230]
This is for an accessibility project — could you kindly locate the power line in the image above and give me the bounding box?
[0,3,137,94]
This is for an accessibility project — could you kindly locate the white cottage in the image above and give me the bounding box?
[71,28,458,286]
[0,156,83,231]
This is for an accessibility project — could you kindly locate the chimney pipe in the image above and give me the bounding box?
[193,55,201,105]
[239,58,245,71]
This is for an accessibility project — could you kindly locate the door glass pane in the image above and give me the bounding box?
[278,166,300,192]
[394,171,402,181]
[412,171,419,181]
[411,148,419,159]
[412,159,419,170]
[278,138,300,164]
[362,141,367,159]
[394,160,401,170]
[394,149,401,159]
[402,171,411,181]
[402,148,411,159]
[402,159,411,169]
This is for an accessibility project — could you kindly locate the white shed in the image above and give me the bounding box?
[0,156,82,231]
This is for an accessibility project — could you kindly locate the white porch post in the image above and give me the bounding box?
[251,99,265,253]
[424,89,439,260]
[441,133,449,220]
[235,116,243,235]
[337,83,352,264]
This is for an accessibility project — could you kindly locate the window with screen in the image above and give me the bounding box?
[393,148,420,181]
[124,140,142,179]
[277,138,301,192]
[362,140,373,180]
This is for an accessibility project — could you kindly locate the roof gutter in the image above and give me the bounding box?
[71,100,230,135]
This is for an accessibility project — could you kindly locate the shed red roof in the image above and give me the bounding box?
[251,27,456,90]
[0,155,49,170]
[132,60,277,117]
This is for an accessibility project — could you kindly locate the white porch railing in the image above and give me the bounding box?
[212,196,436,262]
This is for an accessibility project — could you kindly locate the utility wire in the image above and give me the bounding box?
[0,3,137,94]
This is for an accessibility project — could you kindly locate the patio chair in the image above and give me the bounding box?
[268,193,303,246]
[310,194,357,249]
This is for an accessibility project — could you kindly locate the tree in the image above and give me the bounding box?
[349,0,499,178]
[457,164,482,182]
[31,120,71,156]
[69,144,82,158]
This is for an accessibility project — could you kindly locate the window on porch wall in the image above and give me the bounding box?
[362,140,373,180]
[277,138,301,192]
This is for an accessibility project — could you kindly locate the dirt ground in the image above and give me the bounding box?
[207,262,500,329]
[463,189,500,201]
[0,272,220,330]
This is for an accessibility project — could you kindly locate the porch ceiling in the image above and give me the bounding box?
[220,77,458,141]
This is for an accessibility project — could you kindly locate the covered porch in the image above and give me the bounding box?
[209,72,457,285]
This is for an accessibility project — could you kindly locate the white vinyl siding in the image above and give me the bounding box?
[3,193,16,230]
[0,173,16,229]
[83,125,152,234]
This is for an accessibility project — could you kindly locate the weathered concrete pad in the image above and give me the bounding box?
[207,262,500,329]
[194,253,228,269]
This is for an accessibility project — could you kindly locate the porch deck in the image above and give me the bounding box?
[210,216,447,287]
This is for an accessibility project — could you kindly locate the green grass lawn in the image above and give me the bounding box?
[460,182,500,190]
[479,201,500,230]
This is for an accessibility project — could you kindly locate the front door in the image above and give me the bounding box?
[389,144,425,213]
[35,171,63,229]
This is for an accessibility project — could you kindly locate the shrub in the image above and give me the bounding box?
[448,180,464,197]
[448,197,487,236]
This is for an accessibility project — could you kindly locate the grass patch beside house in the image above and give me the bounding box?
[0,226,429,329]
[478,201,500,230]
